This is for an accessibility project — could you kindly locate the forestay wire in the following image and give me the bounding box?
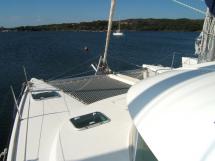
[47,55,100,81]
[108,50,186,69]
[172,0,205,15]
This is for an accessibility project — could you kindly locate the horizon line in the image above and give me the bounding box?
[1,17,204,29]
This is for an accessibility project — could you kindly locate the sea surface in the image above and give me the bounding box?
[0,31,199,152]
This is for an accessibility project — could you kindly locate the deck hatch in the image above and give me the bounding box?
[32,91,60,100]
[70,112,110,129]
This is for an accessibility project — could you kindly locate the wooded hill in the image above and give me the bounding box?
[10,18,203,32]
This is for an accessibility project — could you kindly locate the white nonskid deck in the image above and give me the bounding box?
[55,95,132,161]
[7,76,133,161]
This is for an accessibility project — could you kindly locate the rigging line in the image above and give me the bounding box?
[113,55,144,64]
[172,0,206,15]
[47,55,99,81]
[46,55,100,81]
[109,52,180,68]
[107,48,148,64]
[146,52,185,66]
[55,69,94,81]
[17,83,26,105]
[108,55,142,68]
[108,52,142,63]
[26,72,32,81]
[152,53,176,65]
[76,76,95,91]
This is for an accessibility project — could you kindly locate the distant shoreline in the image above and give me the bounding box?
[0,30,201,33]
[1,18,204,32]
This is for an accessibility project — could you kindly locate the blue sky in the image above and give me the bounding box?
[0,0,206,27]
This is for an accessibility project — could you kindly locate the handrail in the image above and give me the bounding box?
[3,83,27,161]
[10,86,22,120]
[17,83,27,105]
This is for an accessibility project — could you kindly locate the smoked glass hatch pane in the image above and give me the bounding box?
[135,133,158,161]
[32,91,60,100]
[70,112,110,129]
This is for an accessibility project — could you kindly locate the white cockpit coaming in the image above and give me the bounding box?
[127,62,215,161]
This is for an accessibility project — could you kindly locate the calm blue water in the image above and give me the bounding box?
[0,31,199,152]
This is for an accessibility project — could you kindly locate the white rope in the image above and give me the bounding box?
[0,148,7,160]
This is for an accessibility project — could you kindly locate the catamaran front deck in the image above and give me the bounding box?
[7,73,138,161]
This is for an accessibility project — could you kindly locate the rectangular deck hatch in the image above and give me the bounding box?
[70,112,110,130]
[32,91,60,100]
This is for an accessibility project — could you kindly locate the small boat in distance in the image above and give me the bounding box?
[113,19,124,36]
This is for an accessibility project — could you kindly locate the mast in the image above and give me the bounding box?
[118,18,121,32]
[96,0,116,74]
[103,0,116,64]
